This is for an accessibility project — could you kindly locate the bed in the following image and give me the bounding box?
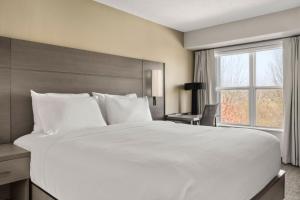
[0,36,285,200]
[15,121,281,200]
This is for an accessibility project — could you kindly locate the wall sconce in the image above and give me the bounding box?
[145,69,163,106]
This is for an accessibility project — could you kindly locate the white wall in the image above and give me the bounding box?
[184,7,300,50]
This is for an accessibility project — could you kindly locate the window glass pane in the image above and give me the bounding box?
[256,48,283,86]
[256,89,283,128]
[220,53,249,87]
[220,90,249,125]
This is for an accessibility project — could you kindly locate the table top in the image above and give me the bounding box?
[0,144,30,162]
[166,113,202,122]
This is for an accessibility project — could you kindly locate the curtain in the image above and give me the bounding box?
[282,37,300,166]
[194,50,216,114]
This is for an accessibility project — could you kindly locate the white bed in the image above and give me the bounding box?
[14,121,281,200]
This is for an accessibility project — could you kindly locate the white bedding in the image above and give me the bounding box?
[15,121,281,200]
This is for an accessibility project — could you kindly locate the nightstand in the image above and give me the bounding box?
[0,144,30,200]
[165,113,202,125]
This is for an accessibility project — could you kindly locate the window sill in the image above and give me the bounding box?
[217,123,283,133]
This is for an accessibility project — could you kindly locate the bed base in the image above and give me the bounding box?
[251,170,285,200]
[30,170,285,200]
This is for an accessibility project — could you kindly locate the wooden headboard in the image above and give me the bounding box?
[0,36,165,143]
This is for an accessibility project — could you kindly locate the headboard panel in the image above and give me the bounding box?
[0,36,165,143]
[11,39,143,79]
[0,37,10,143]
[0,69,10,143]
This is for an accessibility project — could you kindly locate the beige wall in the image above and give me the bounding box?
[0,0,193,114]
[185,7,300,50]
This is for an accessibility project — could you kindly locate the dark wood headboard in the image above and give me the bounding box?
[0,36,165,143]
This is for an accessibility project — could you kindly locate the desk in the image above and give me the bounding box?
[165,113,202,125]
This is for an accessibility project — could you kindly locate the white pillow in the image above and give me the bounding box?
[37,96,106,135]
[92,92,137,122]
[105,96,152,125]
[31,90,90,133]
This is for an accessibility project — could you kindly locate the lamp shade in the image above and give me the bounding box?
[184,82,205,90]
[151,70,163,97]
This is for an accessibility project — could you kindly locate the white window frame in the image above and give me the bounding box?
[215,41,283,131]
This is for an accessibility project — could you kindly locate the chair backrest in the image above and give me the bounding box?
[200,104,219,126]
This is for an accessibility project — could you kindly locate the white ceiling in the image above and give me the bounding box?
[94,0,300,32]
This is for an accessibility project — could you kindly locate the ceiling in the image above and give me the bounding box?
[94,0,300,32]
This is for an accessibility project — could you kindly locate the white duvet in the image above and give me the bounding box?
[15,121,281,200]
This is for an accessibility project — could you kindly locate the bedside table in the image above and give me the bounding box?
[165,113,202,125]
[0,144,30,200]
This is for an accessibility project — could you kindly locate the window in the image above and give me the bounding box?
[216,44,283,129]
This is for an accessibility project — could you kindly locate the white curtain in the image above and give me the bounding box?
[194,50,217,113]
[282,37,300,166]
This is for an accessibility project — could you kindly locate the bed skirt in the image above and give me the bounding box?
[31,170,285,200]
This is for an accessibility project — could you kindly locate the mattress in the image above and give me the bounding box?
[14,121,281,200]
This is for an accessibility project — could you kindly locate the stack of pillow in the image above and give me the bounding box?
[31,90,152,135]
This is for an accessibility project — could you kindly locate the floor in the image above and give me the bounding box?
[282,164,300,200]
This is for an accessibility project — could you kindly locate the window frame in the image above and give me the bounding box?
[215,42,283,130]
